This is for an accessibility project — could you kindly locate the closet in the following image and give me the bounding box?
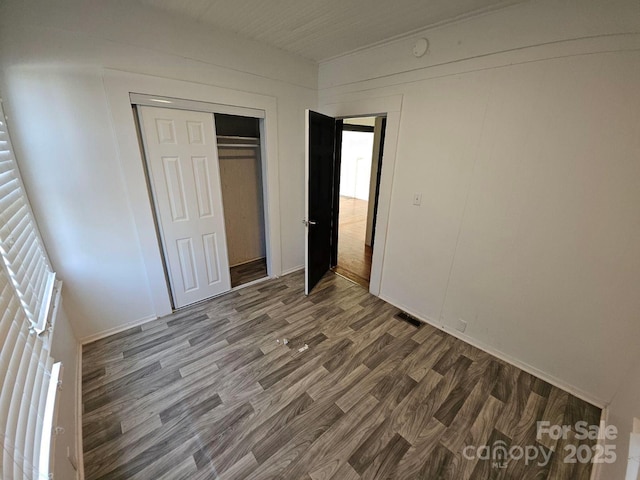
[136,101,268,309]
[214,114,267,288]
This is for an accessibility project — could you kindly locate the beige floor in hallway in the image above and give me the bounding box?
[335,196,372,288]
[82,271,600,480]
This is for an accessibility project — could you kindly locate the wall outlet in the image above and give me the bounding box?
[456,318,467,333]
[412,193,422,206]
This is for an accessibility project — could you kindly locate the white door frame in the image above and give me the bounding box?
[319,94,403,297]
[304,110,310,295]
[103,69,282,318]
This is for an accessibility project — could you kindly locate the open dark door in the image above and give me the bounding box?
[305,110,339,294]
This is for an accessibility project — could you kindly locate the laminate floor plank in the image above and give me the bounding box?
[308,393,392,480]
[221,453,261,480]
[360,432,411,480]
[83,271,600,479]
[469,428,512,480]
[457,395,505,480]
[230,257,268,288]
[327,462,361,480]
[154,455,198,480]
[394,417,448,478]
[439,360,502,453]
[278,394,379,480]
[198,391,315,474]
[84,415,163,468]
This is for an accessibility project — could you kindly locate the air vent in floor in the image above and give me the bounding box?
[395,311,422,328]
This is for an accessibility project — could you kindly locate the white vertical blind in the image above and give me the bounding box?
[0,264,53,479]
[0,104,53,330]
[0,99,57,479]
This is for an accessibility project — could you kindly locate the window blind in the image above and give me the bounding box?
[0,263,53,479]
[0,105,54,332]
[0,99,57,479]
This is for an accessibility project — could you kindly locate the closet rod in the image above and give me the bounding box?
[217,135,259,141]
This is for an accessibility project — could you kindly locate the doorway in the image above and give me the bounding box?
[334,116,386,288]
[136,104,269,309]
[304,110,388,295]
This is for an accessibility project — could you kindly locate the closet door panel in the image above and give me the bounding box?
[139,106,231,307]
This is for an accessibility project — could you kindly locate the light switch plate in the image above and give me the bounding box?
[412,193,422,206]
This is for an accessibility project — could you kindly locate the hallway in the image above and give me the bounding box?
[335,196,372,288]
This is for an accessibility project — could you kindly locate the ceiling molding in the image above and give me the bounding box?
[138,0,527,62]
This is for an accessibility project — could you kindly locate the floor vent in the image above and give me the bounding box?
[395,311,422,328]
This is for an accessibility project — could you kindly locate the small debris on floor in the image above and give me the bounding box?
[298,344,309,353]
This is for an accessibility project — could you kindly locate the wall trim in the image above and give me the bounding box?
[320,33,640,97]
[320,94,403,299]
[79,315,157,345]
[230,275,272,292]
[379,293,608,409]
[75,344,84,480]
[80,270,292,345]
[318,0,527,64]
[281,265,304,276]
[590,407,610,480]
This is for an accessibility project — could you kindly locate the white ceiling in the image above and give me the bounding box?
[138,0,525,61]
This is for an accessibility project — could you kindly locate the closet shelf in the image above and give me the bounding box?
[216,135,260,149]
[217,144,259,148]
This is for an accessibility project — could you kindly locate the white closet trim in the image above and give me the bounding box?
[103,69,282,319]
[130,93,265,119]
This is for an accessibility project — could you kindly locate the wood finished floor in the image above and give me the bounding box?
[82,271,600,480]
[335,196,372,288]
[230,258,268,288]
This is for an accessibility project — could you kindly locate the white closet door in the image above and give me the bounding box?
[138,106,231,307]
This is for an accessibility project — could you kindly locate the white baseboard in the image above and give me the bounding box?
[78,270,293,345]
[281,265,304,276]
[75,344,84,480]
[379,293,608,409]
[79,315,157,345]
[230,275,272,292]
[80,270,297,345]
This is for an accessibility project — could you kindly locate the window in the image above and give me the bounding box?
[0,105,55,333]
[0,99,60,479]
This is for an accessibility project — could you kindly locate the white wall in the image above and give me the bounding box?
[339,131,374,200]
[320,0,640,415]
[320,0,640,90]
[0,0,317,339]
[3,0,640,476]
